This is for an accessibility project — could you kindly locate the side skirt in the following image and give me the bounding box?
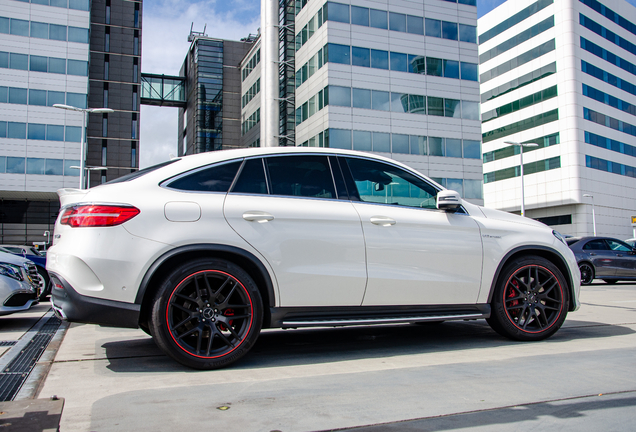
[267,304,490,329]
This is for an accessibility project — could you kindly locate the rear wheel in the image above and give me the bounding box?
[487,255,568,341]
[149,258,263,369]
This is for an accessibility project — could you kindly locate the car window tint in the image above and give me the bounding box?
[583,240,609,250]
[3,247,22,254]
[606,240,632,252]
[232,158,268,194]
[266,155,336,199]
[328,156,349,200]
[344,157,438,208]
[167,160,241,192]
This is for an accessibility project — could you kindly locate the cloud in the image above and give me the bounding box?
[139,0,260,168]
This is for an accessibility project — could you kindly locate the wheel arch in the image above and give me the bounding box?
[136,244,276,328]
[487,245,577,312]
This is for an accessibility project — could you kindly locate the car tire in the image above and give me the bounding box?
[149,258,263,370]
[36,267,51,301]
[602,279,618,284]
[579,263,594,285]
[487,255,569,341]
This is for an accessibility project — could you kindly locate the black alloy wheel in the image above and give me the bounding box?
[150,258,262,369]
[579,262,594,285]
[487,255,569,341]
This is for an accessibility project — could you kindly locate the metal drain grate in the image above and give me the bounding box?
[0,315,61,401]
[0,341,17,347]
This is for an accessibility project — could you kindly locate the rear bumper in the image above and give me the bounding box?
[49,273,140,328]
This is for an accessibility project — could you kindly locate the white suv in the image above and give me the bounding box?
[47,147,580,369]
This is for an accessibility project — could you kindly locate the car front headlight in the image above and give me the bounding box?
[552,230,567,245]
[0,263,24,281]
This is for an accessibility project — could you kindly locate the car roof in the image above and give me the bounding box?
[92,147,446,190]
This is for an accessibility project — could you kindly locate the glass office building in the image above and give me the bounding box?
[0,0,142,244]
[479,0,636,238]
[241,0,484,203]
[178,36,254,155]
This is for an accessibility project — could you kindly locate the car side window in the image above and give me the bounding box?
[166,160,242,192]
[606,240,632,252]
[266,155,336,199]
[583,240,609,250]
[344,157,438,209]
[232,158,268,194]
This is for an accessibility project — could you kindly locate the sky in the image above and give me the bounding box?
[138,0,636,167]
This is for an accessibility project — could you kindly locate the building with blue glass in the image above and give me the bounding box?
[479,0,636,238]
[240,0,484,204]
[0,0,141,244]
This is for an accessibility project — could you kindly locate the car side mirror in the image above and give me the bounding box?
[437,190,461,212]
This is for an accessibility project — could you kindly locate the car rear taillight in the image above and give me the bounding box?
[60,205,140,227]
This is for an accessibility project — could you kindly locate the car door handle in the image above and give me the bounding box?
[589,253,597,256]
[370,216,396,226]
[242,211,274,223]
[616,254,623,257]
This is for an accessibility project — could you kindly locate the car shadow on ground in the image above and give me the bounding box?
[333,391,636,431]
[101,318,635,373]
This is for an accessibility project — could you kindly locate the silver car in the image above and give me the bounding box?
[0,251,41,316]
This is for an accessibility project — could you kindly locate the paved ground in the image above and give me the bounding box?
[5,282,636,431]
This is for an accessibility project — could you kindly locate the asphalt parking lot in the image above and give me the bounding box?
[2,281,636,431]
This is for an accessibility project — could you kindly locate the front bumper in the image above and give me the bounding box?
[49,273,140,328]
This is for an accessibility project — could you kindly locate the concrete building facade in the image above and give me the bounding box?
[0,0,91,243]
[479,0,636,238]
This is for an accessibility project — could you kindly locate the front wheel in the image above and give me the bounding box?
[149,258,263,370]
[487,255,569,341]
[579,263,594,285]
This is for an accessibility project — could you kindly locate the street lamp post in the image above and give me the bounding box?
[504,141,539,217]
[53,104,114,189]
[583,194,597,236]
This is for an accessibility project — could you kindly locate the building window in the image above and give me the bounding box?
[106,0,111,25]
[132,87,138,110]
[101,141,107,166]
[103,82,109,107]
[134,31,139,56]
[104,55,109,80]
[134,4,140,28]
[105,27,110,52]
[102,114,108,137]
[132,113,137,139]
[133,58,138,83]
[131,143,137,168]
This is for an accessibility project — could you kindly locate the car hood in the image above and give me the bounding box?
[0,251,33,266]
[476,206,548,229]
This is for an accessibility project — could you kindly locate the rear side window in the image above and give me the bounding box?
[583,240,609,250]
[166,160,242,192]
[266,155,336,199]
[232,158,268,194]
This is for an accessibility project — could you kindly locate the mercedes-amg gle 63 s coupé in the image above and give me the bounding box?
[47,147,580,369]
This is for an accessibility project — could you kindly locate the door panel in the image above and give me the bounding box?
[224,195,367,306]
[341,156,483,306]
[354,203,483,305]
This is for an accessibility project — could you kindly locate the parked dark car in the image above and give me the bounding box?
[566,237,636,285]
[0,245,50,300]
